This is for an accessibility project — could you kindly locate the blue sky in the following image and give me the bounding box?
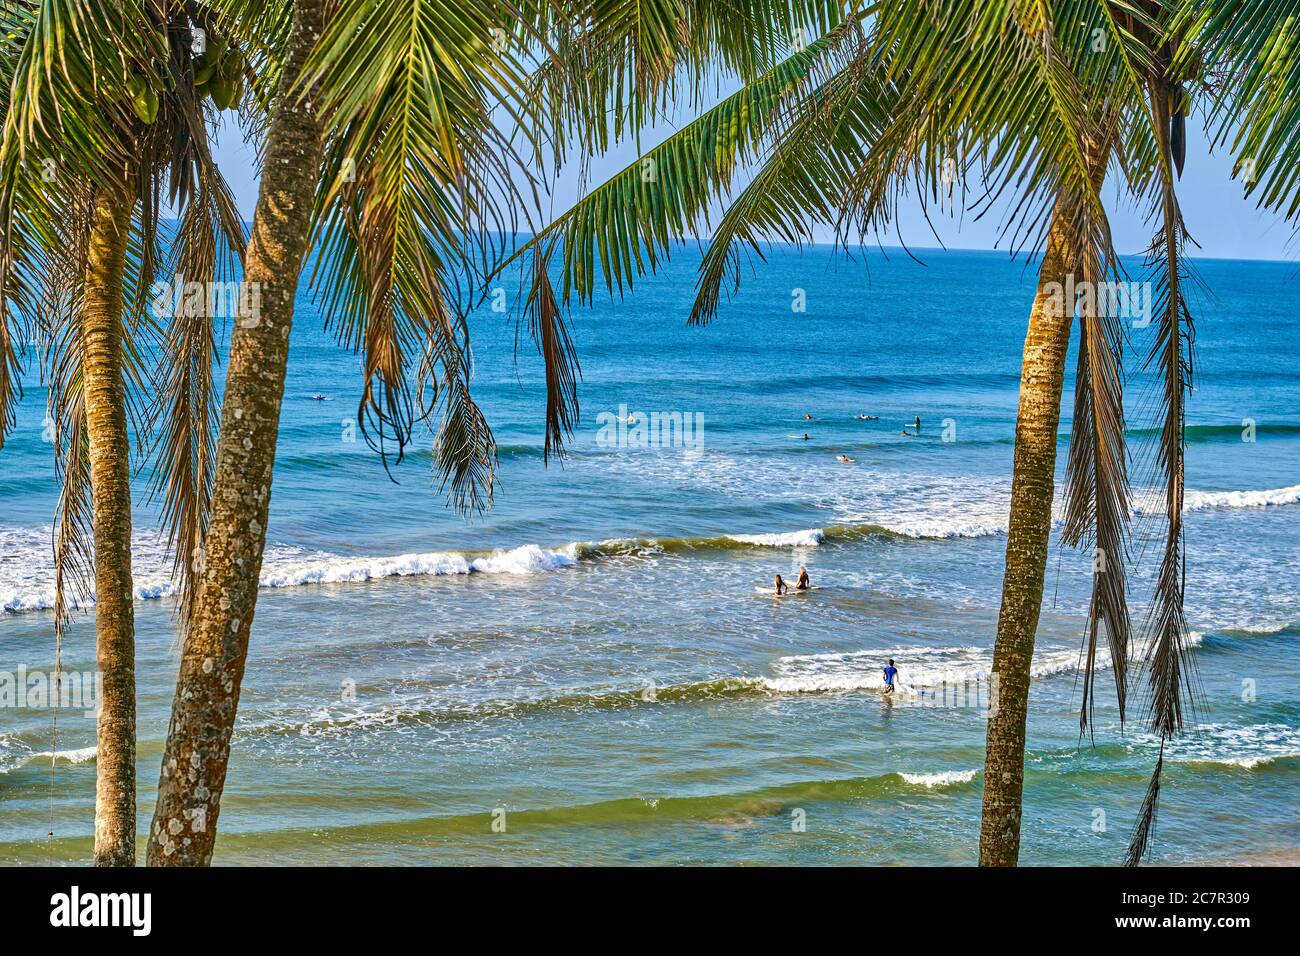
[209,107,1295,263]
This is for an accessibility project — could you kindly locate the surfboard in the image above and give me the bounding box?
[755,585,824,596]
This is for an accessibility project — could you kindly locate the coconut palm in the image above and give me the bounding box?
[0,0,245,865]
[510,0,1279,864]
[141,0,853,865]
[142,0,570,864]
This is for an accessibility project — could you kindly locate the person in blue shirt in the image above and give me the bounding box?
[882,659,899,695]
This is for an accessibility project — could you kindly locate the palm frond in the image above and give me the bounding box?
[145,168,243,629]
[522,241,580,461]
[1181,0,1300,220]
[429,357,498,514]
[37,188,95,626]
[692,24,891,324]
[0,0,164,191]
[514,20,862,314]
[1124,63,1202,865]
[1062,237,1132,735]
[1124,739,1164,865]
[304,0,546,500]
[535,0,848,166]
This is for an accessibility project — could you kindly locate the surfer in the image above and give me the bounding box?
[882,659,899,695]
[774,573,788,595]
[795,567,811,591]
[312,393,327,401]
[837,454,855,463]
[803,413,815,421]
[914,415,922,431]
[802,433,810,441]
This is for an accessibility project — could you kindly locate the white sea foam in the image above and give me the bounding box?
[727,529,824,547]
[0,742,96,775]
[1157,723,1300,770]
[1177,484,1300,512]
[873,482,1300,539]
[897,769,980,787]
[1,471,1295,615]
[258,543,579,590]
[33,746,97,765]
[874,517,1009,539]
[1,530,581,615]
[763,635,1206,696]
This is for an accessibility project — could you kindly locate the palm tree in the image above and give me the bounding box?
[511,0,1267,864]
[144,0,569,864]
[0,0,244,865]
[141,0,854,865]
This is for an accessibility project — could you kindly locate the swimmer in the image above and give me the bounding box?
[883,658,899,695]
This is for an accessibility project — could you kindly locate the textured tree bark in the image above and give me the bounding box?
[977,209,1075,867]
[83,179,137,867]
[145,0,325,866]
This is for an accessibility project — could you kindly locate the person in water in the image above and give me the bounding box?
[774,573,788,595]
[837,454,855,463]
[804,413,814,420]
[914,415,921,431]
[882,658,899,695]
[802,433,810,441]
[795,567,810,590]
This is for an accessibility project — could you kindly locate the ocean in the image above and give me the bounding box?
[1,244,1296,865]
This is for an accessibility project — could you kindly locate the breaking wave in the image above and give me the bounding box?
[3,477,1295,614]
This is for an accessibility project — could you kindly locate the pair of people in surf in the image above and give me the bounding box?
[774,567,811,595]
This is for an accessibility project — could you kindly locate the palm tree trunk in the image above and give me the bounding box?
[977,209,1075,867]
[83,178,137,867]
[145,0,325,866]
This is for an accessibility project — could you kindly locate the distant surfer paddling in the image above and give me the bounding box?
[882,658,899,695]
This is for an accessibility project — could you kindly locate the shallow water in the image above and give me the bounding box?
[1,245,1297,865]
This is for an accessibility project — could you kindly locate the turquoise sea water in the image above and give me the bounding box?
[1,245,1297,864]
